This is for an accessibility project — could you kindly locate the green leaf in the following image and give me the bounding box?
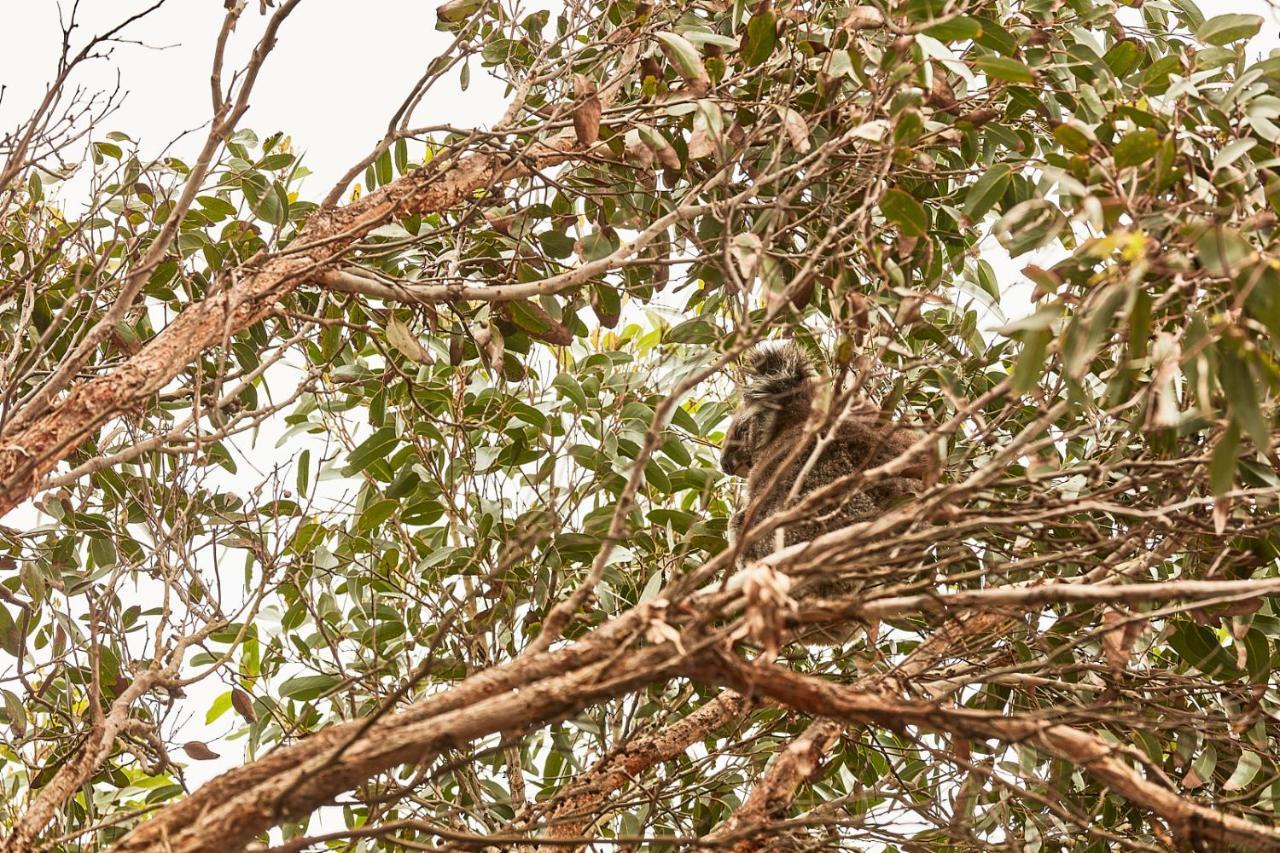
[683,31,739,51]
[359,498,399,531]
[1011,328,1051,394]
[1221,351,1270,450]
[197,196,237,218]
[206,691,233,725]
[666,317,718,344]
[993,199,1066,256]
[741,11,777,67]
[437,0,485,24]
[505,300,573,346]
[880,188,929,237]
[0,689,26,735]
[1245,267,1280,339]
[1170,0,1206,30]
[1113,129,1161,168]
[0,606,19,656]
[973,17,1016,55]
[257,153,295,171]
[386,467,421,499]
[552,373,588,409]
[656,32,710,90]
[1214,138,1257,172]
[924,15,982,42]
[346,427,399,474]
[279,674,342,702]
[1224,751,1263,790]
[1052,120,1096,154]
[974,56,1037,85]
[89,536,118,568]
[296,448,311,497]
[1168,622,1236,679]
[1140,54,1181,93]
[962,162,1013,221]
[539,230,576,259]
[1196,227,1253,277]
[93,141,123,161]
[1244,628,1272,684]
[1196,14,1263,47]
[1210,423,1240,496]
[1103,40,1144,79]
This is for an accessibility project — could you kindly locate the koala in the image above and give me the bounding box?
[720,342,933,567]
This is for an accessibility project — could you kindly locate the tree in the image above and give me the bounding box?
[3,0,1280,849]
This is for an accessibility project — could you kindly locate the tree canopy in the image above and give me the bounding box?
[5,0,1280,849]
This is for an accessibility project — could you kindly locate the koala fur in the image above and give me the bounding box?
[720,342,932,565]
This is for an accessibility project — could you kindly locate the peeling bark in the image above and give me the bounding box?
[695,655,1280,851]
[705,717,844,852]
[522,691,749,850]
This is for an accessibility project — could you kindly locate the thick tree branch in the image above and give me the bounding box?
[108,608,664,851]
[692,656,1280,851]
[803,578,1280,624]
[520,691,750,849]
[704,717,844,852]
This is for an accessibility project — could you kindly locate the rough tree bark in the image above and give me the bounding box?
[702,609,1022,850]
[106,610,667,852]
[522,691,750,849]
[697,655,1280,851]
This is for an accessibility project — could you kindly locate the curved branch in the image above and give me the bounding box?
[108,610,663,851]
[691,656,1280,851]
[521,691,749,850]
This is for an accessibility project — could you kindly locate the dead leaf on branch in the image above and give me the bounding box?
[232,688,257,723]
[731,563,797,660]
[1101,606,1146,672]
[385,317,433,365]
[573,74,601,148]
[644,598,686,654]
[183,741,220,761]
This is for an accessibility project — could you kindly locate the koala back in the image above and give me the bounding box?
[731,412,929,563]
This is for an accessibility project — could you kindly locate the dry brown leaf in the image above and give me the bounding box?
[776,106,812,153]
[842,5,885,30]
[1102,606,1147,671]
[729,232,763,284]
[232,688,257,723]
[1182,765,1204,789]
[1213,496,1231,535]
[643,598,686,654]
[927,68,957,109]
[573,74,601,148]
[183,741,220,761]
[386,317,432,365]
[733,563,797,660]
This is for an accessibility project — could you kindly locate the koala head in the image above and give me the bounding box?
[719,342,816,477]
[720,415,755,476]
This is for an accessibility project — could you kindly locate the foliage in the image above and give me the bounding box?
[3,0,1280,849]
